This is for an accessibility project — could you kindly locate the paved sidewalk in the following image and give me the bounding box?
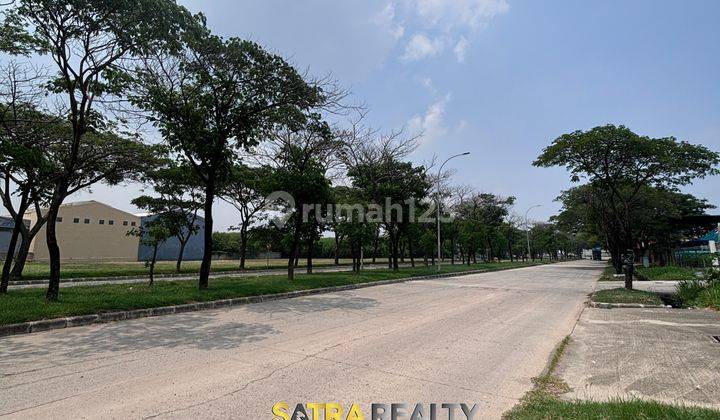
[556,307,720,409]
[598,280,680,295]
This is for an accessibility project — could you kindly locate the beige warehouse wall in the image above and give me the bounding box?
[28,201,141,262]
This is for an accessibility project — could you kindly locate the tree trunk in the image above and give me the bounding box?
[10,233,32,280]
[45,202,62,302]
[287,214,303,281]
[1,195,30,292]
[176,237,188,273]
[198,181,215,289]
[390,229,399,270]
[306,235,314,274]
[334,231,340,265]
[623,263,634,290]
[372,228,379,264]
[239,224,248,269]
[0,220,21,294]
[450,238,455,265]
[408,239,415,267]
[149,244,158,286]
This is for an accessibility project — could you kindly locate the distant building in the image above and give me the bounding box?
[137,213,205,261]
[0,216,26,259]
[26,200,141,262]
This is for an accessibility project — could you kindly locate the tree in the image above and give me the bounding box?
[535,124,719,289]
[220,164,272,269]
[454,193,515,263]
[131,28,325,289]
[127,216,172,285]
[556,184,712,266]
[133,161,203,272]
[0,63,56,292]
[1,0,193,301]
[263,122,337,280]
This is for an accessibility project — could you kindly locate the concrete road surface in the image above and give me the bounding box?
[0,260,604,419]
[557,307,720,409]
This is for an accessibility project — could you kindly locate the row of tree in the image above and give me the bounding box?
[2,0,583,301]
[535,125,719,289]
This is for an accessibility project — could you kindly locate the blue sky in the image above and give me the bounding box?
[73,0,719,229]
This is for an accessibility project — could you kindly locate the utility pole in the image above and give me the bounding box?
[437,152,470,272]
[525,204,541,261]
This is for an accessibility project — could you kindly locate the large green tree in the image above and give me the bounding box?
[133,160,203,272]
[219,164,273,269]
[535,124,719,288]
[1,0,192,300]
[131,27,325,288]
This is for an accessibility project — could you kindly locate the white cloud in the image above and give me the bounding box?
[413,0,510,28]
[388,0,509,62]
[401,34,445,61]
[408,94,451,144]
[453,36,469,62]
[374,3,405,40]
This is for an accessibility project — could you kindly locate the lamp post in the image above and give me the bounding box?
[437,152,470,272]
[525,204,541,261]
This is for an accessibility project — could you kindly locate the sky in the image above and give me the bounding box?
[65,0,720,230]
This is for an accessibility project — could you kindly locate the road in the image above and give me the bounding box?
[0,260,604,419]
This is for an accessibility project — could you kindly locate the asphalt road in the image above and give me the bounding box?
[0,260,604,419]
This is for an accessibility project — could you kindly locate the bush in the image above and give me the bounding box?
[676,268,720,309]
[676,279,707,304]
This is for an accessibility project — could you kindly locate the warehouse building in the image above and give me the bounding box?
[137,213,205,262]
[25,200,142,262]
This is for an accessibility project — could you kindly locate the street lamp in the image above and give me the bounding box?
[437,152,470,272]
[525,204,541,261]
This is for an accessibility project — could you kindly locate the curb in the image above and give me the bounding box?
[1,265,546,338]
[588,301,671,309]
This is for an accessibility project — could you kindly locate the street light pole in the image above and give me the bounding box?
[437,152,470,272]
[525,204,541,261]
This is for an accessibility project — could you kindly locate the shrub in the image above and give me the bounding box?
[676,279,706,305]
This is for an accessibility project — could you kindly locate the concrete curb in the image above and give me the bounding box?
[1,264,549,338]
[588,301,671,309]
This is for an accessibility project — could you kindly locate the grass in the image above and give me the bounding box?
[9,258,360,280]
[676,269,720,310]
[504,336,720,420]
[590,288,664,306]
[0,260,546,326]
[506,396,720,419]
[636,265,698,281]
[597,265,620,281]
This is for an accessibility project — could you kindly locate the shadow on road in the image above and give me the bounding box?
[1,313,279,362]
[246,294,379,314]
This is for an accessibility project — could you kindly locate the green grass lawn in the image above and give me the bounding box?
[505,395,720,419]
[590,288,664,305]
[0,261,546,325]
[637,265,698,281]
[597,264,620,281]
[11,258,360,280]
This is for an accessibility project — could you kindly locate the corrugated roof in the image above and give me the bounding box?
[701,229,719,242]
